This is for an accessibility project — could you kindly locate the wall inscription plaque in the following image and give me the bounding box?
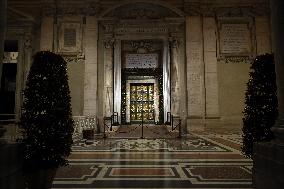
[125,53,158,68]
[219,23,251,54]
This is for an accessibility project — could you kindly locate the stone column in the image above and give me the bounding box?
[23,33,33,85]
[271,0,284,132]
[163,40,171,121]
[84,16,98,116]
[103,37,114,117]
[203,17,219,118]
[253,1,284,188]
[15,33,33,121]
[114,39,121,122]
[169,37,179,116]
[0,0,7,88]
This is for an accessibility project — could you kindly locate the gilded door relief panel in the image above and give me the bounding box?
[126,79,159,123]
[130,84,154,122]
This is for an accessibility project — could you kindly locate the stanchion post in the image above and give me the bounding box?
[141,111,144,139]
[103,117,107,139]
[178,119,181,138]
[171,114,174,131]
[110,114,113,131]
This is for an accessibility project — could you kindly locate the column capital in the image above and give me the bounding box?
[23,33,32,49]
[104,37,115,49]
[168,36,179,49]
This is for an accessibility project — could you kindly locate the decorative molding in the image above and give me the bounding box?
[104,38,115,49]
[168,36,179,48]
[60,52,85,63]
[120,8,161,19]
[101,22,115,33]
[114,22,169,34]
[216,7,254,18]
[56,6,85,17]
[220,56,253,64]
[131,41,153,53]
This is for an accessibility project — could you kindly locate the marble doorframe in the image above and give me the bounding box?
[112,35,171,124]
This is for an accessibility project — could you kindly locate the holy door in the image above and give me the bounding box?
[130,83,154,122]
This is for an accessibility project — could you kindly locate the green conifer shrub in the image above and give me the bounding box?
[242,54,278,158]
[21,51,74,171]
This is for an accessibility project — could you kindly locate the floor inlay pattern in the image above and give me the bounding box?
[52,128,252,189]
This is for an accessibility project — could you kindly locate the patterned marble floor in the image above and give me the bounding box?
[52,125,252,189]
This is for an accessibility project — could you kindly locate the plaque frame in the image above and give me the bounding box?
[122,50,162,69]
[217,17,255,63]
[57,19,83,55]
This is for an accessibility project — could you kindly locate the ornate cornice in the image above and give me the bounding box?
[168,36,179,49]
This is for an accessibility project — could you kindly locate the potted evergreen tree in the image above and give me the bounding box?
[21,51,74,189]
[242,54,278,158]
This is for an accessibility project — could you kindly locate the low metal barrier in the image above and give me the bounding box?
[171,115,181,138]
[164,112,181,138]
[103,112,120,138]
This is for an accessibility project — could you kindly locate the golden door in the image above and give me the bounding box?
[130,83,154,122]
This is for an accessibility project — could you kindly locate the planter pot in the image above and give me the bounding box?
[83,129,94,140]
[0,143,25,189]
[25,168,57,189]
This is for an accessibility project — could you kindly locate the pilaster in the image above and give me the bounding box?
[169,36,179,117]
[203,17,219,118]
[84,16,98,116]
[255,16,272,55]
[103,36,115,117]
[186,16,203,118]
[40,16,54,51]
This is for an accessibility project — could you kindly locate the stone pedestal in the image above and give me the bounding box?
[253,141,284,189]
